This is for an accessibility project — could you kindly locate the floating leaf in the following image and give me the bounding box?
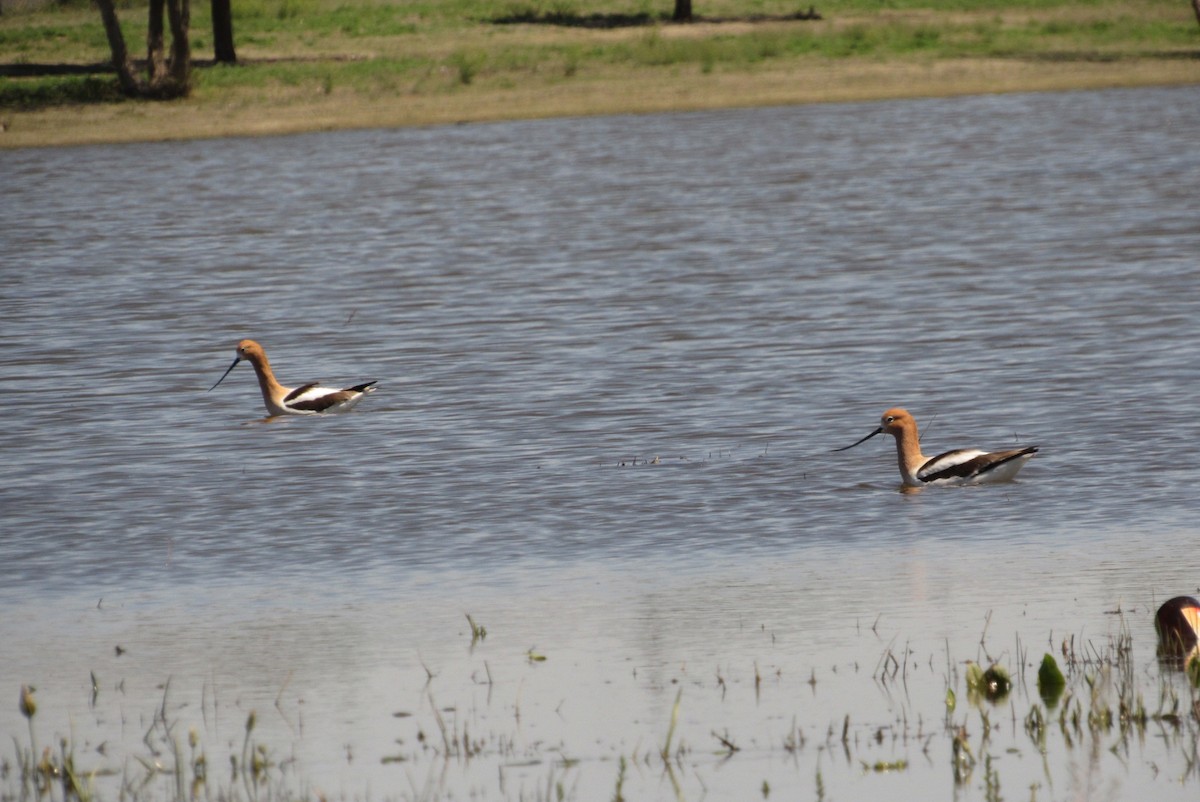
[945,687,956,713]
[965,662,985,692]
[1037,653,1066,707]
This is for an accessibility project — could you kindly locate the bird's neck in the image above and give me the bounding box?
[892,430,926,486]
[248,358,289,415]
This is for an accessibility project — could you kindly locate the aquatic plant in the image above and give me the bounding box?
[466,613,488,644]
[661,688,682,761]
[6,616,1199,802]
[1037,652,1066,707]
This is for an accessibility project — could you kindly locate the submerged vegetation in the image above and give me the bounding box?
[7,617,1199,801]
[0,0,1197,145]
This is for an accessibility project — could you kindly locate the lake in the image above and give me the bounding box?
[2,85,1198,801]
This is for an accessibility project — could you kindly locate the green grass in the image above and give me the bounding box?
[0,73,124,107]
[0,0,1196,122]
[5,0,1194,54]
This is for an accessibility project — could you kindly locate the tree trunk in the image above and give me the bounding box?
[96,0,191,98]
[1193,0,1200,28]
[147,0,167,85]
[164,0,191,94]
[94,0,143,96]
[211,0,237,63]
[672,0,693,22]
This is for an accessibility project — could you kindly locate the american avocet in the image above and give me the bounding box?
[1155,596,1200,664]
[209,339,377,416]
[836,407,1038,487]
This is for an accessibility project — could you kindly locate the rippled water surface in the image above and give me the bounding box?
[2,86,1199,801]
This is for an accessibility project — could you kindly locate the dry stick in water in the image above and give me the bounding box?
[275,670,295,730]
[427,689,452,756]
[661,688,682,762]
[979,610,994,663]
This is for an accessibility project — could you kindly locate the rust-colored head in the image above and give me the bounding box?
[878,408,918,439]
[210,339,270,391]
[233,339,267,364]
[835,407,918,452]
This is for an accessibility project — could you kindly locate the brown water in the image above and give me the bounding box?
[2,86,1199,801]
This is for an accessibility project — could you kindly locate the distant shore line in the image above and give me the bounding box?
[3,57,1198,150]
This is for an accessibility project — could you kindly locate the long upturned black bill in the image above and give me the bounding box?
[209,356,242,391]
[833,426,882,452]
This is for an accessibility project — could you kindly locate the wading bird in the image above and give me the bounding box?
[209,339,377,416]
[1155,596,1200,664]
[836,407,1038,487]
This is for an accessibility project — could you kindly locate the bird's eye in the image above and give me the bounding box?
[884,416,894,423]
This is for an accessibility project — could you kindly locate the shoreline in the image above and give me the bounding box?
[2,56,1198,150]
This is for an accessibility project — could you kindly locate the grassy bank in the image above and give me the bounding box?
[1,0,1197,147]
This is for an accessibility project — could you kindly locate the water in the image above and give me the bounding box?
[2,86,1198,801]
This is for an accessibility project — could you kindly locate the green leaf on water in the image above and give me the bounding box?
[1037,653,1066,707]
[966,662,985,692]
[945,687,956,713]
